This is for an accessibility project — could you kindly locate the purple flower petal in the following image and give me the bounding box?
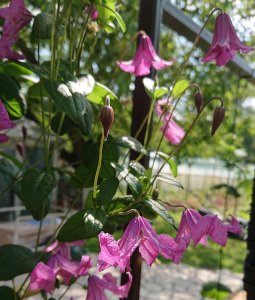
[202,12,253,66]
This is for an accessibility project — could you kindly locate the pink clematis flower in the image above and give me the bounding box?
[155,99,185,145]
[87,272,132,300]
[0,0,32,60]
[202,12,253,67]
[117,32,174,76]
[30,240,91,294]
[0,100,15,143]
[176,209,241,247]
[98,216,186,272]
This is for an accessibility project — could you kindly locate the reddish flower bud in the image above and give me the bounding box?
[211,106,225,136]
[194,91,204,113]
[22,125,27,141]
[16,142,25,158]
[100,96,114,141]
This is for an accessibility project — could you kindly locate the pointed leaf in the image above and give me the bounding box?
[20,169,57,220]
[97,177,119,205]
[146,199,177,229]
[0,245,36,280]
[57,209,106,242]
[172,80,189,98]
[0,287,20,300]
[116,136,147,154]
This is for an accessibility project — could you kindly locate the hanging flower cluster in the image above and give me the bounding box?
[29,240,132,300]
[0,100,15,143]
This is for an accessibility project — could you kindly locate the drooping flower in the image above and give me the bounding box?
[0,100,15,143]
[98,216,186,272]
[155,99,185,145]
[30,241,91,294]
[117,32,174,76]
[176,209,241,247]
[87,272,132,300]
[83,5,98,21]
[0,0,32,60]
[202,12,253,67]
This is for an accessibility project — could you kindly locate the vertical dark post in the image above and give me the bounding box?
[121,1,163,300]
[244,168,255,299]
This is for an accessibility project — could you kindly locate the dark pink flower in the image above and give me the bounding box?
[117,32,174,76]
[0,100,15,143]
[176,209,241,247]
[155,99,185,145]
[30,262,56,294]
[191,215,241,246]
[83,5,98,21]
[98,216,186,272]
[87,272,132,300]
[30,241,91,293]
[202,13,253,67]
[0,0,32,60]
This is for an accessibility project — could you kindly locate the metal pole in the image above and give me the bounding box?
[121,1,163,299]
[244,167,255,299]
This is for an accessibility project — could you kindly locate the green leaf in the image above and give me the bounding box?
[129,161,145,176]
[158,152,178,177]
[20,169,57,220]
[86,82,120,109]
[51,112,76,136]
[32,13,53,40]
[44,77,94,135]
[111,162,142,197]
[97,1,126,32]
[0,158,18,193]
[0,287,20,300]
[116,136,147,155]
[172,80,189,98]
[146,199,177,229]
[97,177,119,205]
[2,98,25,120]
[57,209,106,242]
[0,245,36,280]
[156,173,183,189]
[154,87,169,99]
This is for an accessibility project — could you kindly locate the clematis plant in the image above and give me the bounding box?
[0,1,249,300]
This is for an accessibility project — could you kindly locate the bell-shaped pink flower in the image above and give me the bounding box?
[0,0,32,60]
[30,241,92,294]
[98,216,186,272]
[30,262,56,294]
[117,32,174,76]
[0,100,15,143]
[176,209,241,247]
[155,99,185,145]
[191,215,241,246]
[202,12,253,67]
[87,272,132,300]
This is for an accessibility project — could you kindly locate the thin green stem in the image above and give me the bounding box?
[151,84,200,170]
[147,96,223,192]
[58,285,72,300]
[34,209,44,255]
[93,129,105,200]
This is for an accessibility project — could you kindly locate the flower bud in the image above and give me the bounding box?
[16,142,25,158]
[100,96,114,141]
[211,106,225,136]
[152,188,159,200]
[194,91,204,113]
[22,125,27,141]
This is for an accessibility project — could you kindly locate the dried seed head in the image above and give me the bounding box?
[211,106,225,136]
[194,91,204,113]
[100,96,114,141]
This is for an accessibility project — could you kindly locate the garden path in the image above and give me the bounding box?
[23,254,243,300]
